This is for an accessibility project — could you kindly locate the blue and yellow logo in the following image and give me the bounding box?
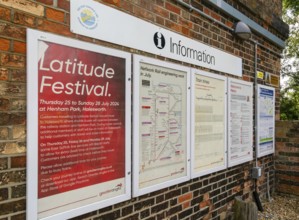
[77,5,98,29]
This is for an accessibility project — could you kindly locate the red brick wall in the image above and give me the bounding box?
[275,121,299,196]
[0,0,286,219]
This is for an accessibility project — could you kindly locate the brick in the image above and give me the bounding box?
[10,69,26,82]
[152,5,169,18]
[121,205,133,217]
[210,174,225,182]
[165,20,181,33]
[140,209,150,219]
[167,205,182,216]
[1,142,26,154]
[0,188,8,201]
[165,189,181,200]
[11,99,26,111]
[12,126,25,139]
[0,68,9,80]
[169,216,177,220]
[199,199,210,209]
[169,198,177,206]
[46,7,65,22]
[190,182,202,191]
[102,0,120,7]
[11,213,26,220]
[4,83,26,97]
[191,195,203,206]
[151,201,168,214]
[0,170,26,185]
[120,2,133,13]
[0,158,8,170]
[36,0,53,6]
[170,13,178,22]
[134,198,155,211]
[203,7,211,16]
[57,0,70,11]
[133,6,154,22]
[0,38,10,51]
[165,2,181,15]
[211,11,221,21]
[178,192,192,203]
[37,19,72,36]
[140,0,152,10]
[11,156,26,168]
[182,201,190,209]
[178,207,192,219]
[0,53,25,68]
[13,41,26,54]
[200,185,212,194]
[122,213,139,220]
[156,194,164,203]
[0,23,26,40]
[13,11,36,27]
[0,199,25,215]
[182,26,189,36]
[0,0,44,16]
[0,6,10,21]
[0,127,9,140]
[0,98,9,111]
[156,212,166,220]
[11,184,26,198]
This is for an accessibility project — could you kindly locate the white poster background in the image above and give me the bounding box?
[26,29,132,220]
[191,70,227,178]
[70,0,242,76]
[228,78,253,167]
[257,85,275,157]
[133,55,190,197]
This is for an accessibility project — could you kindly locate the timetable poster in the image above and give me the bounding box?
[257,85,275,157]
[191,71,227,178]
[228,79,253,167]
[133,55,190,196]
[27,30,131,220]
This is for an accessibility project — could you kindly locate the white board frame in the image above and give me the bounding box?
[191,70,227,178]
[133,55,191,197]
[227,78,253,167]
[26,29,131,220]
[256,84,275,157]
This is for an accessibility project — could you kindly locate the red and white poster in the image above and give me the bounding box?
[27,29,131,220]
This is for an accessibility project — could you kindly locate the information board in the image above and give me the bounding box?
[257,85,275,157]
[70,0,242,76]
[228,78,253,167]
[133,55,190,197]
[191,70,227,178]
[27,29,131,220]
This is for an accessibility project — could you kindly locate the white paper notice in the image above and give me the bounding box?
[192,72,226,177]
[228,79,253,167]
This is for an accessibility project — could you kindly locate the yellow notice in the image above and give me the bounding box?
[256,71,264,79]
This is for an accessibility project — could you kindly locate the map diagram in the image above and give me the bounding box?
[258,87,274,150]
[140,81,184,172]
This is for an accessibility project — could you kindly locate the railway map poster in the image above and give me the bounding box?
[27,29,131,220]
[257,85,275,157]
[133,55,190,196]
[191,70,227,178]
[228,78,253,167]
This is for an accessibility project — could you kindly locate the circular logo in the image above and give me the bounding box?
[78,6,98,29]
[153,32,166,49]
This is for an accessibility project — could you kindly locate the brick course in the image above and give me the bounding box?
[0,0,287,219]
